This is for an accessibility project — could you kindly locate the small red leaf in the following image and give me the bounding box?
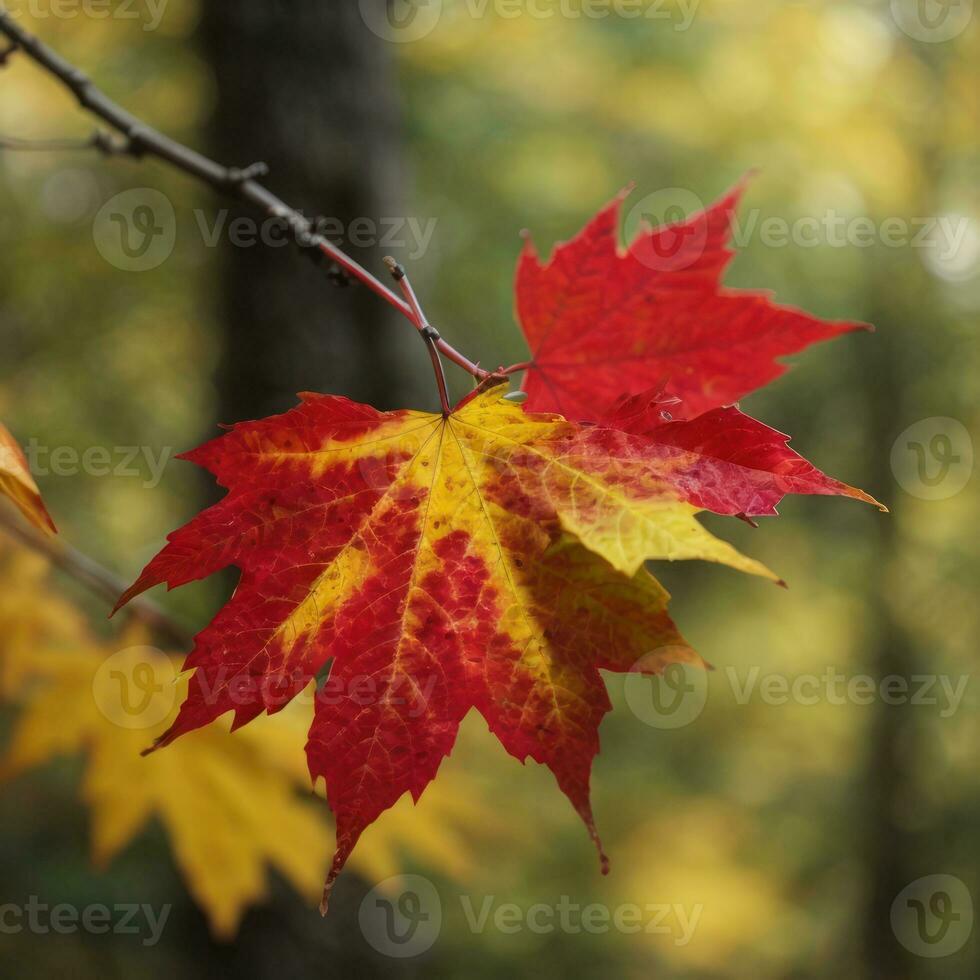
[517,180,870,420]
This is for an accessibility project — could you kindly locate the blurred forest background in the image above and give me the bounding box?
[0,1,977,977]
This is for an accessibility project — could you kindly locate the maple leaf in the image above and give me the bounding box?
[116,383,794,909]
[0,421,55,533]
[601,385,885,518]
[0,532,507,936]
[110,187,883,913]
[0,649,505,937]
[516,181,870,421]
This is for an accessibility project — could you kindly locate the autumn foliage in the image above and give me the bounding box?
[110,184,882,910]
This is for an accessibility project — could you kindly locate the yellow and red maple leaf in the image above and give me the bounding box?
[117,375,877,909]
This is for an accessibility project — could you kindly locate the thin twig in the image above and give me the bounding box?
[384,257,451,416]
[2,132,88,151]
[0,505,191,649]
[0,9,489,382]
[0,128,130,154]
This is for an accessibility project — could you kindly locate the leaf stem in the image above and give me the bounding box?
[0,8,489,382]
[384,258,452,417]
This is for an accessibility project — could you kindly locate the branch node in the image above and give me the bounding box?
[0,41,17,66]
[225,161,270,186]
[64,65,92,98]
[92,128,133,157]
[124,124,150,156]
[383,256,405,281]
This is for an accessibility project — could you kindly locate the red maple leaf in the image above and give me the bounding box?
[516,180,870,421]
[116,185,882,912]
[601,385,884,518]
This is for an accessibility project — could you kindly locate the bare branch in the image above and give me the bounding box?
[0,504,191,649]
[0,9,489,382]
[0,128,130,154]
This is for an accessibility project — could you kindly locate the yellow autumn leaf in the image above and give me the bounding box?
[0,421,55,534]
[0,543,509,936]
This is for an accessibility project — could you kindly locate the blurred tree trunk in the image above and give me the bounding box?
[858,307,918,980]
[199,0,416,425]
[194,3,412,965]
[858,45,955,980]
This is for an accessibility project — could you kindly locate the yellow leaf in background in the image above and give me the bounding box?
[0,421,55,534]
[0,539,509,937]
[0,640,331,939]
[0,539,87,695]
[236,694,509,888]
